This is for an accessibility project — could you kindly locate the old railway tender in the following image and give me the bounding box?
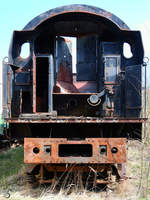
[2,5,145,185]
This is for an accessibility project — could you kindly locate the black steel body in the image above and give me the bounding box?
[3,4,144,121]
[2,5,145,184]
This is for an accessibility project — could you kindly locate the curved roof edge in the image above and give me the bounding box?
[23,4,130,31]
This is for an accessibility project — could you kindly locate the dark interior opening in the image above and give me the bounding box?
[10,123,142,140]
[35,12,120,39]
[22,91,32,113]
[59,144,92,157]
[36,57,49,112]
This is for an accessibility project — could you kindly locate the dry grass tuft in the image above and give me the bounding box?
[0,139,149,200]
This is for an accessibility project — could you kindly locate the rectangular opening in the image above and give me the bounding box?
[22,91,32,113]
[36,57,49,112]
[54,35,98,94]
[59,144,92,157]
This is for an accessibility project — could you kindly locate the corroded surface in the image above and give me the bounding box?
[24,138,126,164]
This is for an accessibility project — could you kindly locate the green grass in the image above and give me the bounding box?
[0,146,24,183]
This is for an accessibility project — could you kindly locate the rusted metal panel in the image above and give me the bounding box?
[24,138,126,164]
[74,81,97,93]
[44,164,110,172]
[7,117,147,124]
[57,65,73,84]
[33,54,36,113]
[56,81,79,93]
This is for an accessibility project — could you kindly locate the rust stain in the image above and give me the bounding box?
[7,118,147,124]
[55,64,79,93]
[24,138,126,164]
[33,54,36,113]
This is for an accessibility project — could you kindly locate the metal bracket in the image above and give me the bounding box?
[87,89,105,106]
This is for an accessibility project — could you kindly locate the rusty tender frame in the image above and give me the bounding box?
[24,138,126,164]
